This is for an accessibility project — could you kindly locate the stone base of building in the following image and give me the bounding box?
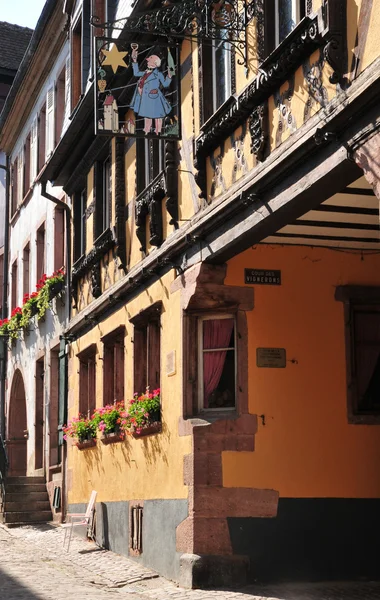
[179,553,249,589]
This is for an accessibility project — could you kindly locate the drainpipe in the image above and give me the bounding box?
[0,159,10,441]
[41,181,71,522]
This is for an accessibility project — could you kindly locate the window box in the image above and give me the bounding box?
[132,421,162,438]
[100,431,126,445]
[75,438,97,450]
[48,280,64,301]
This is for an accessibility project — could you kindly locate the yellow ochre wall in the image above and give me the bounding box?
[223,244,380,499]
[67,270,191,505]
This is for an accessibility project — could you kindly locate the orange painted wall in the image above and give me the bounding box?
[223,244,380,498]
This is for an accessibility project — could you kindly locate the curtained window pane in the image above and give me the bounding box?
[199,316,236,410]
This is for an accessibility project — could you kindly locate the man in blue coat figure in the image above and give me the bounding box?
[130,46,172,135]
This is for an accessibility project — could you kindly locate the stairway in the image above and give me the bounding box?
[0,476,52,527]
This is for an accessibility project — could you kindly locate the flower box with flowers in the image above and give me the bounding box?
[126,389,161,437]
[92,402,128,444]
[63,417,97,450]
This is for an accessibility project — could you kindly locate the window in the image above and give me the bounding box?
[102,327,125,406]
[198,315,236,411]
[132,304,161,395]
[180,264,252,420]
[54,206,65,272]
[136,139,165,195]
[55,66,66,143]
[265,0,305,56]
[11,260,18,310]
[199,36,232,124]
[336,286,380,424]
[130,504,143,555]
[71,4,91,109]
[94,155,112,240]
[73,188,87,261]
[78,345,96,417]
[23,243,30,297]
[36,223,45,283]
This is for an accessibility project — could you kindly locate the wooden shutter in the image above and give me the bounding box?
[46,86,55,157]
[30,117,38,182]
[148,320,161,391]
[114,338,124,402]
[63,56,71,131]
[17,149,24,205]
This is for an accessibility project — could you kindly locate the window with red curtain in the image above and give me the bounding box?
[198,315,236,411]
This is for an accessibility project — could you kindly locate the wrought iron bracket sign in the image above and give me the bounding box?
[95,38,181,139]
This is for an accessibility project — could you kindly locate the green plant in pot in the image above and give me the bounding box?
[126,388,161,435]
[63,417,97,444]
[92,402,127,437]
[19,292,39,328]
[7,307,23,340]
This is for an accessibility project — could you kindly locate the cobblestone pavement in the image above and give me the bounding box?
[2,523,380,600]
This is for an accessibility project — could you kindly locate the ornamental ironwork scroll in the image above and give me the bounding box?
[95,38,181,139]
[91,0,252,71]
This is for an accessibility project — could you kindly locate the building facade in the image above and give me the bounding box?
[0,3,70,521]
[2,0,380,588]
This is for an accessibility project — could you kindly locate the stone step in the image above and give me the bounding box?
[5,483,47,494]
[4,521,53,528]
[5,476,46,484]
[4,491,49,503]
[3,500,51,512]
[1,510,52,524]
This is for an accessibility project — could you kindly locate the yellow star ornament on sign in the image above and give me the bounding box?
[101,44,128,74]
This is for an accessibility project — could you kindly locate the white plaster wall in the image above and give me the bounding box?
[6,42,70,476]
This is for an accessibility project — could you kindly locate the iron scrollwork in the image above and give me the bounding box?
[91,0,256,70]
[135,172,166,253]
[196,16,321,161]
[248,102,268,161]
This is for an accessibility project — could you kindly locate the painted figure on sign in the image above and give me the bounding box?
[130,44,173,135]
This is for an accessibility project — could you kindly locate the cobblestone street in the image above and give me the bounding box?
[1,523,380,600]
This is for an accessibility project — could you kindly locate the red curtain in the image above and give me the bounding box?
[203,318,234,407]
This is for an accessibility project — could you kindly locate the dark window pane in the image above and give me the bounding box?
[203,349,235,408]
[354,310,380,413]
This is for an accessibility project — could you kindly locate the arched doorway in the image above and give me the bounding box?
[7,370,27,476]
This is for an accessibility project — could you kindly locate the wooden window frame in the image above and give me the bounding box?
[130,302,162,397]
[37,103,46,174]
[136,138,165,196]
[73,188,87,262]
[22,242,30,298]
[11,158,18,217]
[336,286,380,425]
[36,222,46,284]
[197,313,237,413]
[77,344,97,417]
[54,206,65,272]
[101,326,125,406]
[11,259,18,311]
[265,0,306,57]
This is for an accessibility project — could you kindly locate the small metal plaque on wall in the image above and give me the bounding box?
[256,348,286,368]
[245,269,281,285]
